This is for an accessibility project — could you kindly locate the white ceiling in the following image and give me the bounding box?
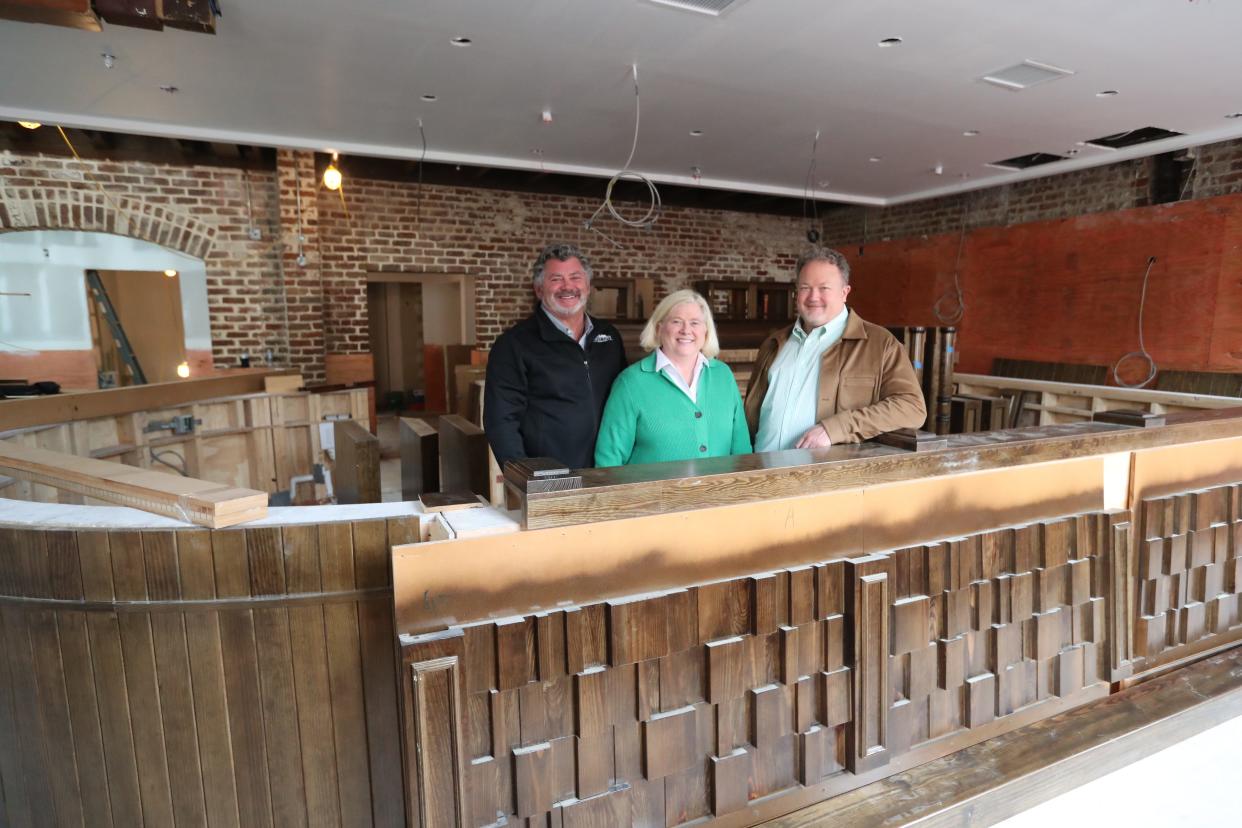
[2,0,1241,206]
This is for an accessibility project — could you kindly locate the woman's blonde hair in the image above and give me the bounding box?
[639,289,720,358]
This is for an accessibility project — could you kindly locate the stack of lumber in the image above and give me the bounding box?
[0,441,266,527]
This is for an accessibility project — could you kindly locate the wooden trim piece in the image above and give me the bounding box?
[0,370,281,432]
[523,415,1242,530]
[401,645,468,828]
[0,442,267,528]
[845,555,892,774]
[956,373,1242,410]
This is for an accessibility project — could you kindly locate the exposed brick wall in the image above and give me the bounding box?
[315,174,803,348]
[0,149,285,374]
[5,134,1242,387]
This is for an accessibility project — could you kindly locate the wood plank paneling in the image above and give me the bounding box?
[111,530,177,827]
[178,529,242,828]
[355,519,406,828]
[212,528,275,828]
[143,530,210,828]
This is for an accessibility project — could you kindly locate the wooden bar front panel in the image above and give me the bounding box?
[398,510,1116,827]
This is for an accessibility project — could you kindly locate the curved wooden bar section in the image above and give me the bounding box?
[0,502,420,828]
[393,410,1242,827]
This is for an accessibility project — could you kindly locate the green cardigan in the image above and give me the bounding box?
[594,352,753,467]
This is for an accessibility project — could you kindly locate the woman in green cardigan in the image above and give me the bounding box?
[595,289,752,467]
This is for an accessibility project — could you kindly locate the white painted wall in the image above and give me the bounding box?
[0,230,210,351]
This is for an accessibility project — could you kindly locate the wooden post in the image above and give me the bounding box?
[437,415,489,499]
[399,418,440,501]
[334,421,381,504]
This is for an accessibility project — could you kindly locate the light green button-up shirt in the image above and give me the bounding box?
[754,306,850,452]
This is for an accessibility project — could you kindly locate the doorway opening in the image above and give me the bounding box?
[366,273,476,415]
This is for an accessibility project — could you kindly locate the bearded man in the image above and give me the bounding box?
[483,243,628,469]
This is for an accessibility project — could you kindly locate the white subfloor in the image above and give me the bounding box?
[996,712,1242,827]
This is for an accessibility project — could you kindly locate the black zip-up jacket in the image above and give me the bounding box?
[484,310,627,470]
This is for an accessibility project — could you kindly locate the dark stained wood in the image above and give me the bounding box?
[335,419,382,504]
[354,520,407,828]
[761,646,1242,828]
[111,530,177,826]
[141,530,209,827]
[439,414,491,499]
[177,529,243,828]
[212,529,276,828]
[400,417,440,500]
[845,554,892,774]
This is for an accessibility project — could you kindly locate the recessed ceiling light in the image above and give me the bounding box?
[159,85,179,94]
[817,179,830,188]
[868,156,882,163]
[962,130,980,137]
[689,129,703,136]
[450,36,472,47]
[878,37,903,47]
[1227,112,1242,119]
[421,94,437,102]
[1096,89,1119,97]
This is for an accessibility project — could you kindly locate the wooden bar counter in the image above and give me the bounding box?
[2,409,1242,826]
[392,410,1242,827]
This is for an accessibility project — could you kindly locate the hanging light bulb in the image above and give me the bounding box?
[323,151,342,191]
[164,269,178,278]
[176,361,191,378]
[18,121,41,130]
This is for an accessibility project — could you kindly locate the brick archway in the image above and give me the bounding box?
[0,183,216,259]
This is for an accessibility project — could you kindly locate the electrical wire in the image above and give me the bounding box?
[0,338,39,353]
[584,64,662,244]
[150,448,189,476]
[56,126,126,216]
[801,130,822,243]
[1178,153,1199,202]
[337,185,352,224]
[933,197,970,324]
[1112,256,1159,388]
[416,118,427,226]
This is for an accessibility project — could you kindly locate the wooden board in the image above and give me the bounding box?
[399,417,439,500]
[438,414,490,499]
[0,370,279,432]
[334,421,381,505]
[0,442,267,528]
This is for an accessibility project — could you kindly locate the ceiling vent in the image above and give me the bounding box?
[643,0,750,17]
[988,152,1068,171]
[980,60,1074,90]
[1086,126,1184,150]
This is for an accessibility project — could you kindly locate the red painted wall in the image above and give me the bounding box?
[847,192,1242,379]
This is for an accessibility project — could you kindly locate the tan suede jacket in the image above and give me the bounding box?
[743,309,927,444]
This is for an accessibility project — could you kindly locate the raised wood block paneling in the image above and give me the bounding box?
[1133,483,1242,671]
[394,509,1121,827]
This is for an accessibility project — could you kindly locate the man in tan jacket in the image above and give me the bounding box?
[744,247,925,449]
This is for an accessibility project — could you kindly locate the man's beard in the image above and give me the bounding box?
[543,290,588,318]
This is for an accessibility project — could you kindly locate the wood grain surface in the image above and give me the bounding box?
[0,515,418,828]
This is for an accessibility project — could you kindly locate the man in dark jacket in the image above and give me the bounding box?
[484,243,627,469]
